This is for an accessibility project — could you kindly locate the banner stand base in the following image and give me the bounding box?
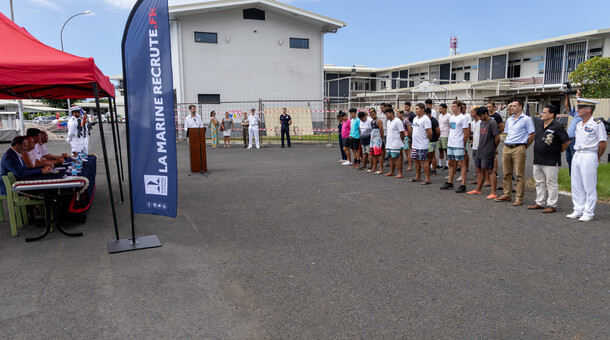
[188,171,209,177]
[107,235,162,254]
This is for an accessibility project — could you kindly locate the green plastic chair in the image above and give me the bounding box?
[2,173,45,237]
[0,192,5,222]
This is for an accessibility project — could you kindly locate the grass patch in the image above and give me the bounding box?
[558,162,610,200]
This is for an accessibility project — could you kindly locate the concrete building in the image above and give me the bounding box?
[168,0,345,104]
[325,28,610,116]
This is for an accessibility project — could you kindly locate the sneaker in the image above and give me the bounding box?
[455,185,467,193]
[440,182,454,190]
[436,164,443,169]
[566,211,582,219]
[579,215,593,222]
[247,147,252,149]
[342,161,352,166]
[442,165,449,171]
[456,176,462,181]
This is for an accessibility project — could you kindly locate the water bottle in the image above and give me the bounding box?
[71,165,77,176]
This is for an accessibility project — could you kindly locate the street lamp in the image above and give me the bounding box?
[60,10,92,52]
[60,10,91,109]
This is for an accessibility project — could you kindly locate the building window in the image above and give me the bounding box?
[198,94,220,104]
[243,8,265,20]
[451,73,456,81]
[290,38,309,49]
[194,32,217,44]
[464,72,470,81]
[508,64,521,78]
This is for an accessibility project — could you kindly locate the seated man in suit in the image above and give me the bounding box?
[0,136,51,195]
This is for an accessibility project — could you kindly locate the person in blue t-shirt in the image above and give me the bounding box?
[348,108,361,167]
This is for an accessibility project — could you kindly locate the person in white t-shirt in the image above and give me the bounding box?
[461,103,472,175]
[440,100,470,192]
[384,109,405,178]
[437,103,450,169]
[469,106,481,185]
[358,111,373,170]
[410,103,432,184]
[425,99,438,119]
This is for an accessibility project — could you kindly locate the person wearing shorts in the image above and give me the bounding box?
[348,108,361,168]
[425,107,440,176]
[410,103,432,184]
[440,100,469,192]
[437,103,450,169]
[340,112,352,166]
[468,106,500,198]
[368,109,384,173]
[384,109,405,178]
[398,110,412,170]
[358,111,373,170]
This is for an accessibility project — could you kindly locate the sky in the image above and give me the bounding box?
[2,0,610,77]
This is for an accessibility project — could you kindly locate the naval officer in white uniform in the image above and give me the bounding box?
[566,99,608,222]
[66,106,83,155]
[247,108,260,149]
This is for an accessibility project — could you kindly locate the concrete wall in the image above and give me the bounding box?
[172,7,325,103]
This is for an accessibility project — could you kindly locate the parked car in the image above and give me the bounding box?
[32,115,55,124]
[51,116,70,126]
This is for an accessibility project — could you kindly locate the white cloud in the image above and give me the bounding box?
[104,0,137,9]
[30,0,62,12]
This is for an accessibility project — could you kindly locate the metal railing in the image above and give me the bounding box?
[175,99,340,144]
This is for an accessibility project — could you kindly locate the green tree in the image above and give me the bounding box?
[569,57,610,98]
[40,98,84,110]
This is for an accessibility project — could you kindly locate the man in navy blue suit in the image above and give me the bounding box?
[0,136,51,195]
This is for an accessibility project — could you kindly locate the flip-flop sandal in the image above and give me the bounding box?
[421,181,431,185]
[409,178,420,182]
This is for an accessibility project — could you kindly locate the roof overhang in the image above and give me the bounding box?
[169,0,346,32]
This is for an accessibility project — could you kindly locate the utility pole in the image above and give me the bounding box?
[9,0,26,135]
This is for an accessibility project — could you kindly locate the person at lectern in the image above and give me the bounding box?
[184,104,203,138]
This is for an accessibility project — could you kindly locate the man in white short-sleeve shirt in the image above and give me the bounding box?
[184,104,203,138]
[384,109,405,178]
[411,103,432,184]
[441,100,469,192]
[566,99,608,222]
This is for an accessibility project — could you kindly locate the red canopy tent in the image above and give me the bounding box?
[0,11,121,238]
[0,11,115,99]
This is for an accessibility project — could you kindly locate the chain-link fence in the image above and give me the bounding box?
[174,97,514,144]
[176,99,342,144]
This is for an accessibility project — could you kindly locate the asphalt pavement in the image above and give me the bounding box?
[0,126,608,339]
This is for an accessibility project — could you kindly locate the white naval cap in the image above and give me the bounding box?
[577,98,599,107]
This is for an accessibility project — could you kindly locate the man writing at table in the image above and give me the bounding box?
[0,136,52,195]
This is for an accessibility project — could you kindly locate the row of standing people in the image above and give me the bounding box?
[337,97,607,221]
[184,106,293,149]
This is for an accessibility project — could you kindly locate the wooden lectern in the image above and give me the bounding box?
[188,127,207,173]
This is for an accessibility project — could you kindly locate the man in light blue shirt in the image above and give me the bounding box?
[564,91,582,174]
[495,99,535,206]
